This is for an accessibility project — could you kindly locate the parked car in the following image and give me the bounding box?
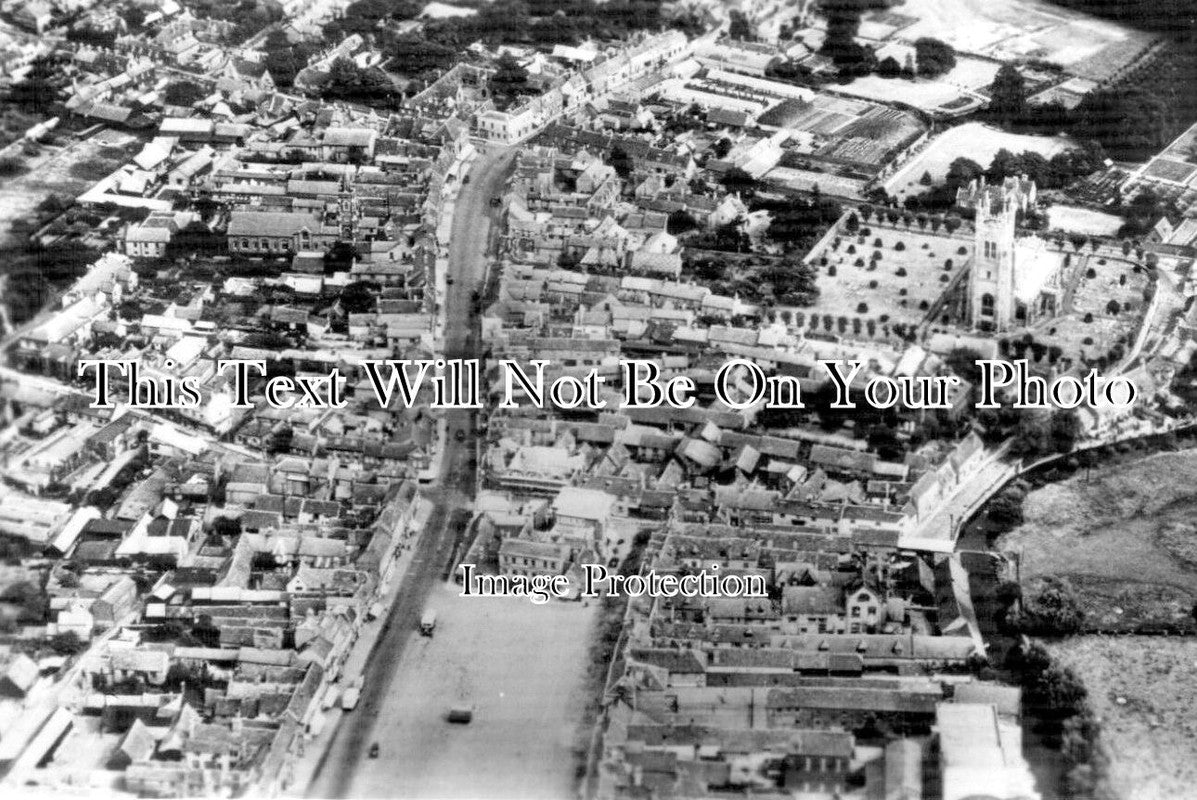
[447,704,474,724]
[368,743,380,759]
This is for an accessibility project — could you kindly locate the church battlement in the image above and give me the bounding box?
[956,175,1037,215]
[963,174,1064,334]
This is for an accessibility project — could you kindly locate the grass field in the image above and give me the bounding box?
[998,450,1197,632]
[1048,636,1197,800]
[884,123,1076,199]
[836,45,998,115]
[1045,205,1125,237]
[891,0,1154,78]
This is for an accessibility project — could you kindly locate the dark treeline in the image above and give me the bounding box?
[1044,0,1196,33]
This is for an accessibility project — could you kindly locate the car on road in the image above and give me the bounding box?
[368,743,380,759]
[489,196,501,207]
[420,609,437,636]
[447,704,474,724]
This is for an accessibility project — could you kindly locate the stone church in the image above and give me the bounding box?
[955,176,1067,333]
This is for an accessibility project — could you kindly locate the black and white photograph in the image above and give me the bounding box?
[0,0,1194,798]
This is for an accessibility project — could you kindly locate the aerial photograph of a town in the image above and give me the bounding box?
[0,0,1196,798]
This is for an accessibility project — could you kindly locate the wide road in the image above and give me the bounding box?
[339,583,598,799]
[307,144,514,799]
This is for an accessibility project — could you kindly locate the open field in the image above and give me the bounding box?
[884,123,1076,200]
[1048,636,1197,800]
[998,450,1197,632]
[0,128,136,248]
[1045,205,1124,236]
[339,580,599,799]
[836,45,998,115]
[887,0,1155,80]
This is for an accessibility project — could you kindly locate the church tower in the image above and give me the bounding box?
[968,190,1018,332]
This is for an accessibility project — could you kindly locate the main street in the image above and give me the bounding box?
[306,144,515,798]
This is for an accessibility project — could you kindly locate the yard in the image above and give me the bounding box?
[997,449,1197,633]
[1047,636,1197,800]
[884,123,1077,200]
[802,218,971,334]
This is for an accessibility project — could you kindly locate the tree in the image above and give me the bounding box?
[728,10,754,40]
[945,347,984,385]
[667,209,699,235]
[124,5,146,28]
[489,52,530,109]
[211,516,241,538]
[266,425,294,455]
[818,0,877,77]
[388,34,457,75]
[989,64,1028,121]
[321,57,396,105]
[987,487,1025,530]
[878,55,901,78]
[163,81,208,106]
[50,631,87,655]
[1017,576,1084,635]
[914,37,956,77]
[719,166,758,197]
[339,280,380,314]
[324,241,359,272]
[263,30,320,88]
[1050,410,1081,453]
[946,157,984,190]
[988,148,1050,185]
[9,56,65,111]
[607,145,633,179]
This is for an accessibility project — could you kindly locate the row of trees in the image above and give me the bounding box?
[902,143,1105,214]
